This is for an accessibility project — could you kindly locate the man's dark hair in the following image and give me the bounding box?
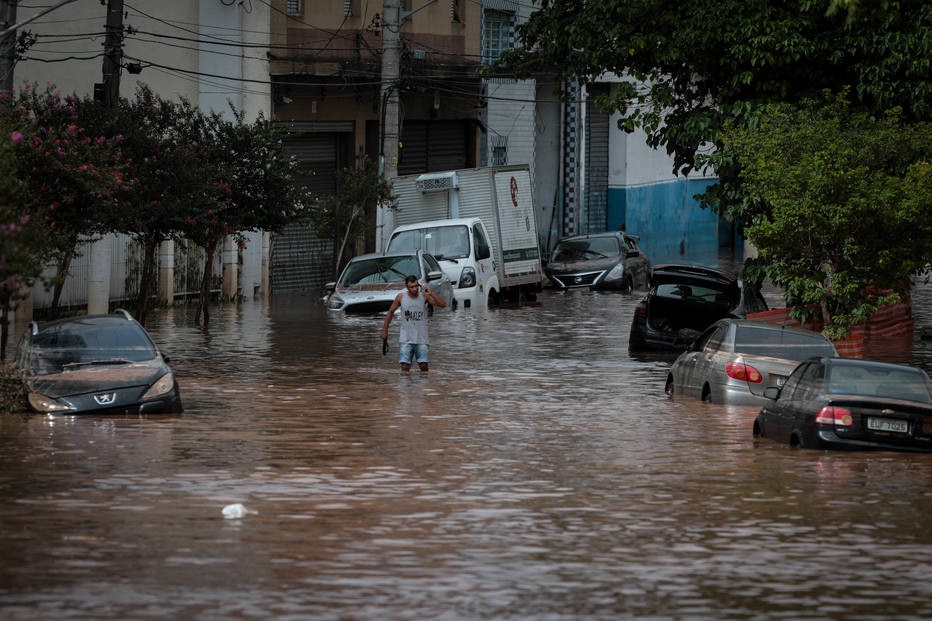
[405,275,419,284]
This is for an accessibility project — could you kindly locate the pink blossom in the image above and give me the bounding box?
[10,131,23,144]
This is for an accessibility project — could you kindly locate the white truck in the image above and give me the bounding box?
[381,165,543,308]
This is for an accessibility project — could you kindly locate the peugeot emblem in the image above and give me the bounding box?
[94,392,117,405]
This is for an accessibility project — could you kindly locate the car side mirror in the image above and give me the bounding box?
[426,270,443,282]
[763,386,781,400]
[322,281,336,295]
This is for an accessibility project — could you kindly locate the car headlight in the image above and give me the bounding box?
[327,295,345,310]
[28,392,74,413]
[604,263,625,281]
[458,266,476,288]
[142,372,175,400]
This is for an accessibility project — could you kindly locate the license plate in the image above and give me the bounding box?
[867,417,909,433]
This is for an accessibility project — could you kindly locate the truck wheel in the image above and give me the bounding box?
[488,289,500,307]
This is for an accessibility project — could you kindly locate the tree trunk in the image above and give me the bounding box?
[195,243,216,326]
[48,249,74,320]
[134,238,159,325]
[0,305,8,362]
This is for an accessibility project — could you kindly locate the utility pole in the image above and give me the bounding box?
[0,0,17,95]
[88,0,123,315]
[379,0,402,182]
[97,0,123,106]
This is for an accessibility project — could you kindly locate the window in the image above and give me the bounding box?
[286,0,302,16]
[482,10,513,63]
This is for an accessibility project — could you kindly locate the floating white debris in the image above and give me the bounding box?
[221,503,253,519]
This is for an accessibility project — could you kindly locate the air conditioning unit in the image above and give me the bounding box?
[415,172,459,193]
[286,0,302,16]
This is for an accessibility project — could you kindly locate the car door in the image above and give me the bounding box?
[678,322,727,399]
[760,360,821,443]
[622,234,651,288]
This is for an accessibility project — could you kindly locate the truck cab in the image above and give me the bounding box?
[386,218,498,308]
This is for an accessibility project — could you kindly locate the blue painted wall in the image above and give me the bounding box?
[608,176,733,266]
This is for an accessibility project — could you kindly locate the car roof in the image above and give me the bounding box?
[651,263,736,287]
[825,356,929,375]
[717,318,830,337]
[29,310,139,334]
[390,218,479,231]
[556,231,624,242]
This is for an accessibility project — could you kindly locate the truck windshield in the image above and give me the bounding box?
[388,225,470,260]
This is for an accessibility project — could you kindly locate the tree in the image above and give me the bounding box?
[108,86,216,324]
[501,0,932,214]
[0,104,46,360]
[4,85,128,318]
[307,157,394,279]
[176,103,308,326]
[723,93,932,337]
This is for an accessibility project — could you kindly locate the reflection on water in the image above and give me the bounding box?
[2,275,932,620]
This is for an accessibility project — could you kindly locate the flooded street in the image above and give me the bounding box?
[3,278,932,620]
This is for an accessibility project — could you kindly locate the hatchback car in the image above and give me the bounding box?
[544,231,651,292]
[15,309,183,415]
[324,250,456,313]
[665,319,838,406]
[754,357,932,452]
[629,264,768,352]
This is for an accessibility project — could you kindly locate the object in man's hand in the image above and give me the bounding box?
[382,338,389,356]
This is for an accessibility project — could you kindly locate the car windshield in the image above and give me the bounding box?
[28,322,157,374]
[340,256,420,286]
[733,326,835,359]
[388,226,470,260]
[655,282,736,306]
[551,237,620,262]
[828,363,932,402]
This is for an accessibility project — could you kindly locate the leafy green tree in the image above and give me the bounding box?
[501,0,932,214]
[176,104,308,326]
[307,157,394,279]
[723,93,932,337]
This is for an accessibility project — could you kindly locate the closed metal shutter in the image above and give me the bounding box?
[585,98,610,233]
[398,121,471,175]
[273,123,347,293]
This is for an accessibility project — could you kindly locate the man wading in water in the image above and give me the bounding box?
[380,275,447,375]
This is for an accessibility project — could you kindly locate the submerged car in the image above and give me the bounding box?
[754,357,932,452]
[665,319,838,406]
[629,264,768,352]
[15,310,183,415]
[545,231,651,292]
[324,250,455,313]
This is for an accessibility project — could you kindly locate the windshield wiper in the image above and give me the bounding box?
[63,358,134,369]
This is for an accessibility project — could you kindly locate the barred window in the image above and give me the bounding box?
[482,10,513,63]
[286,0,302,16]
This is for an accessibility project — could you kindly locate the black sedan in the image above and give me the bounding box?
[15,310,183,415]
[754,357,932,452]
[629,264,768,352]
[544,231,651,292]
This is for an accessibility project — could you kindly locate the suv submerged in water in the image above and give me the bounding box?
[628,264,768,353]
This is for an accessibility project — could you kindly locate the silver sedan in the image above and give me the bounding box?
[665,319,838,406]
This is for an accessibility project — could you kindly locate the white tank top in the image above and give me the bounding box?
[399,289,430,344]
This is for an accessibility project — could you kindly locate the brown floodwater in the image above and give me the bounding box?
[2,273,932,620]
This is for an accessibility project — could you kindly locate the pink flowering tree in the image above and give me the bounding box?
[4,85,129,318]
